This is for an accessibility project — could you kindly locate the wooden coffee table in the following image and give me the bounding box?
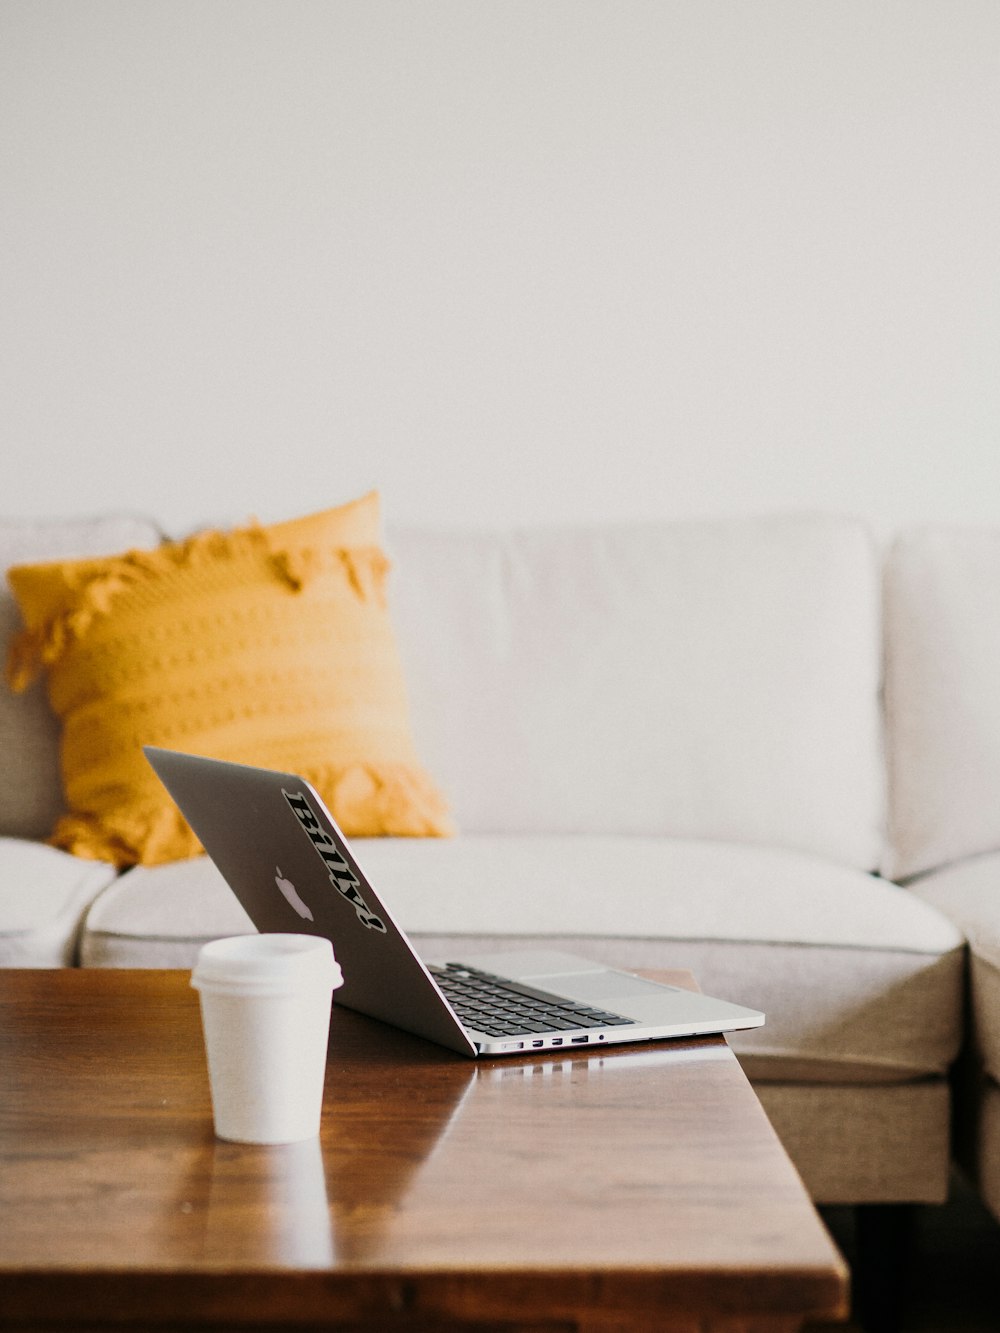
[0,967,847,1332]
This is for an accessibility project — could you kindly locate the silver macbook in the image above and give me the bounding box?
[145,747,764,1057]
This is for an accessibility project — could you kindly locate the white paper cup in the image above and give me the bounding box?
[191,934,344,1144]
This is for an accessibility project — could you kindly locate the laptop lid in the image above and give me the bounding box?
[145,747,476,1055]
[144,747,764,1057]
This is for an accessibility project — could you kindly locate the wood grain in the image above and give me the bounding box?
[0,967,847,1331]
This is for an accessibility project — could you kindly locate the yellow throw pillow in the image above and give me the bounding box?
[5,492,453,866]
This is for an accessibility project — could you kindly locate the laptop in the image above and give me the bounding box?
[145,747,764,1057]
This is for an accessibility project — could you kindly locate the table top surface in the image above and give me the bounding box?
[0,966,848,1329]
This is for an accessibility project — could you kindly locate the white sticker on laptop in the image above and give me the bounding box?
[282,789,387,934]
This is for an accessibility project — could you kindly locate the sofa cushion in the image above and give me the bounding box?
[912,857,1000,1221]
[0,514,162,840]
[0,838,118,966]
[911,853,1000,1085]
[884,524,1000,879]
[5,494,451,865]
[81,835,963,1084]
[386,514,885,870]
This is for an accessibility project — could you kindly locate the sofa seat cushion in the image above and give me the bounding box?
[80,835,963,1084]
[913,856,1000,1221]
[911,853,1000,1085]
[0,838,118,966]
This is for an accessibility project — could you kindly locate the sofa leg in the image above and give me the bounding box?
[852,1203,915,1333]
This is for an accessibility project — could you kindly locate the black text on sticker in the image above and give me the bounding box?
[281,789,387,933]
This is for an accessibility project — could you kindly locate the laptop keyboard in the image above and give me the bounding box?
[430,963,635,1039]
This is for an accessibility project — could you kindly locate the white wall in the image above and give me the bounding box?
[2,0,998,537]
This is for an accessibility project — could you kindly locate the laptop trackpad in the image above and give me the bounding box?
[543,969,679,1007]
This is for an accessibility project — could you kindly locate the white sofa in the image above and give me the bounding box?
[4,508,998,1222]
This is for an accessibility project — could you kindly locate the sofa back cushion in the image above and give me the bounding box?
[387,513,884,870]
[0,515,162,840]
[884,524,1000,880]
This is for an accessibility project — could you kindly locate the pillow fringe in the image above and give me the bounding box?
[265,544,390,602]
[6,529,389,691]
[313,759,455,840]
[49,804,201,868]
[6,555,162,691]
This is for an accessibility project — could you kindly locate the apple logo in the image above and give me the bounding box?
[274,867,314,922]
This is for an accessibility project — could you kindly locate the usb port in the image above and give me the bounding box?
[571,1036,589,1044]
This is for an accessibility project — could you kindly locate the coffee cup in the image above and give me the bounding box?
[191,934,343,1144]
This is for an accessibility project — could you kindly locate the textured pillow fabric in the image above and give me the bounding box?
[5,493,452,866]
[0,515,163,840]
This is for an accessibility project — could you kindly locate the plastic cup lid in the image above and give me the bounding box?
[191,934,344,996]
